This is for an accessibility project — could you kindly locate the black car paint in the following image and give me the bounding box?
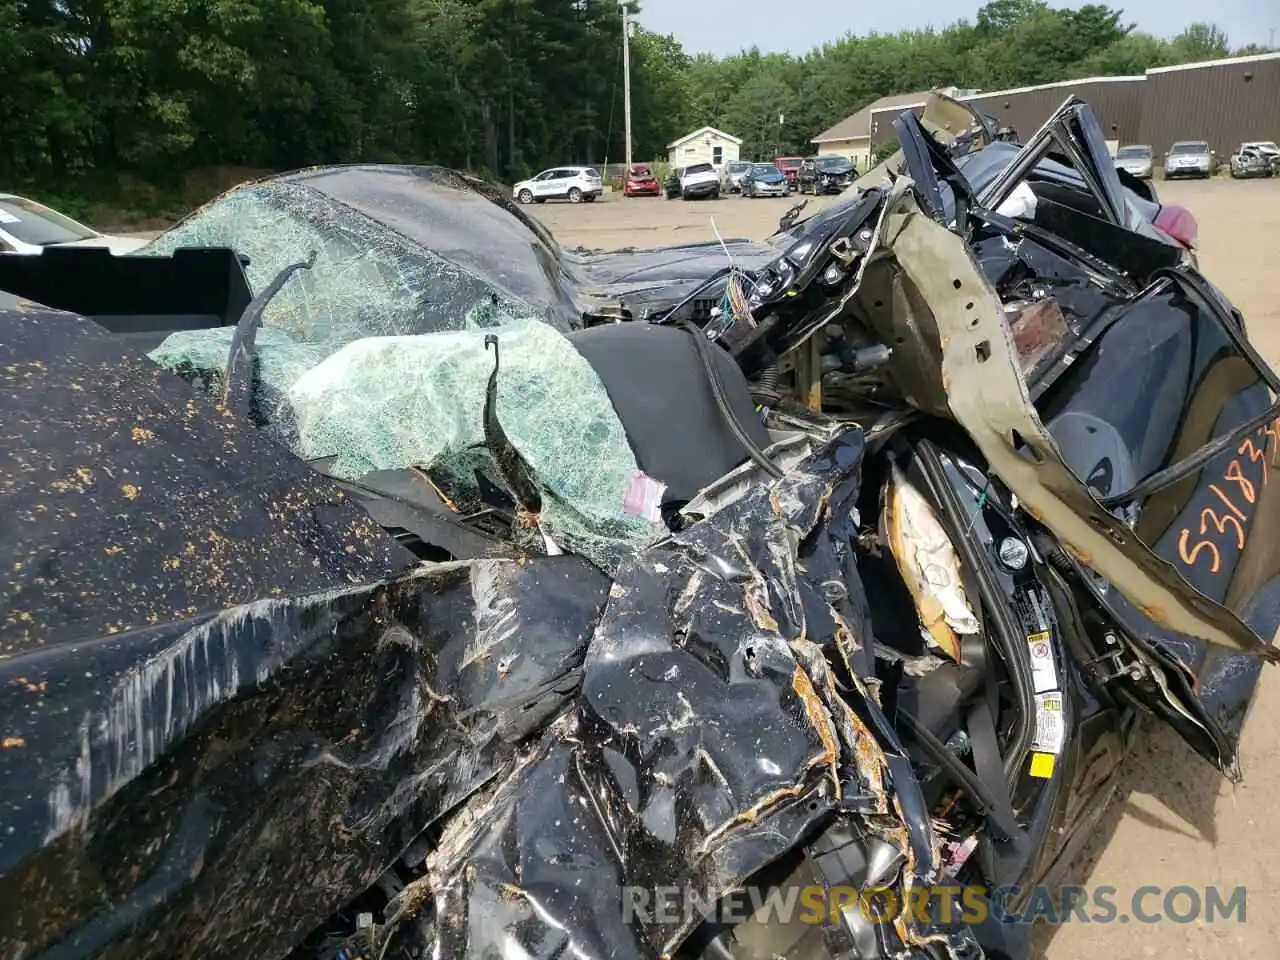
[0,313,907,960]
[0,309,611,954]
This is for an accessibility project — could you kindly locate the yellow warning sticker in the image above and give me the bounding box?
[1029,752,1057,779]
[1026,631,1050,643]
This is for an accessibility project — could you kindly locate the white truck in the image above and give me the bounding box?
[675,163,720,201]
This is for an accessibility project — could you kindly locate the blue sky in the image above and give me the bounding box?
[633,0,1276,58]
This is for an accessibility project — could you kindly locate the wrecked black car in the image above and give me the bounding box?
[797,155,857,195]
[2,92,1279,960]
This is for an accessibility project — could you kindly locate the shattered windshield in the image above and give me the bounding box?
[139,182,661,568]
[140,182,520,345]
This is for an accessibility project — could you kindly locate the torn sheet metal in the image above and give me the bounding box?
[0,300,622,959]
[883,196,1280,665]
[0,556,611,960]
[0,339,943,960]
[373,430,941,960]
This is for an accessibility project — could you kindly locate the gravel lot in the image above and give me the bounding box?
[532,180,1280,959]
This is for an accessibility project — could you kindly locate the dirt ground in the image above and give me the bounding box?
[533,180,1280,958]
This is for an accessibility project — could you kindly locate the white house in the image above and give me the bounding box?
[666,126,743,169]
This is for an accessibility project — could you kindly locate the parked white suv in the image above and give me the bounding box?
[513,167,603,204]
[0,193,148,255]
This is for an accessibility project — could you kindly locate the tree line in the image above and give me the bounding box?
[0,0,1266,215]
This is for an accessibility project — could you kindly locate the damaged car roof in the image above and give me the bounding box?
[5,91,1280,960]
[141,164,781,327]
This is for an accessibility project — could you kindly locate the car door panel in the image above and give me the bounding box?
[533,172,558,199]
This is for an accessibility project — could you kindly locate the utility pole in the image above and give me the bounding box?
[621,3,633,172]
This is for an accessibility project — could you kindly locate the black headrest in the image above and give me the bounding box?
[566,323,771,504]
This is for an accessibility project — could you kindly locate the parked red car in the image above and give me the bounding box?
[623,164,660,197]
[775,156,803,188]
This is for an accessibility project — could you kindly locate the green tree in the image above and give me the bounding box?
[1071,31,1171,76]
[629,28,692,161]
[1169,23,1231,62]
[0,0,1250,216]
[723,71,799,159]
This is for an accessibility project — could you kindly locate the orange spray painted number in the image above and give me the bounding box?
[1176,418,1279,574]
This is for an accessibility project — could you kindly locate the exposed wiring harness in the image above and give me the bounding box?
[708,216,760,339]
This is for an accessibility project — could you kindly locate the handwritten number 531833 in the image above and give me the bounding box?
[1177,419,1279,575]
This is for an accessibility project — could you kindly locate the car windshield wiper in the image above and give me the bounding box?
[222,251,317,418]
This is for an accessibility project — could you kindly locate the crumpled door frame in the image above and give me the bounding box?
[880,189,1279,664]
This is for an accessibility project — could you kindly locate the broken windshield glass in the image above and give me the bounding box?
[141,182,533,345]
[152,309,666,571]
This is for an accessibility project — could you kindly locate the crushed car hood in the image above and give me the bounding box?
[7,97,1280,960]
[570,239,780,318]
[0,297,912,960]
[0,297,414,652]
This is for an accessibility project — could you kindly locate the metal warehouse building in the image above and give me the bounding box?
[959,76,1146,147]
[1138,54,1280,157]
[852,51,1280,160]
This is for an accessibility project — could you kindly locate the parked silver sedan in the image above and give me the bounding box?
[1114,144,1153,180]
[721,160,752,194]
[740,162,788,198]
[1163,140,1214,179]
